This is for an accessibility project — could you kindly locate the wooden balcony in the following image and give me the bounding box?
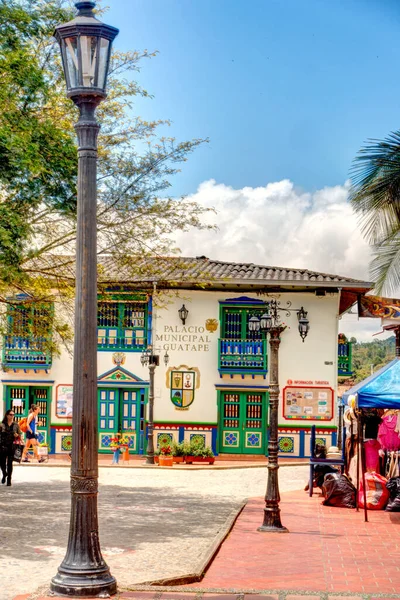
[219,338,267,372]
[2,336,52,369]
[338,342,353,376]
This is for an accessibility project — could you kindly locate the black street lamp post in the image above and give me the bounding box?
[51,2,119,597]
[250,300,310,533]
[141,347,170,464]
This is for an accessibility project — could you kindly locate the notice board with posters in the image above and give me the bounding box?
[283,386,334,421]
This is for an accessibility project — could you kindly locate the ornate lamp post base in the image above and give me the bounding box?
[50,570,117,598]
[258,510,289,533]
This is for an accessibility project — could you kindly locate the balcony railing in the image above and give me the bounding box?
[219,338,267,371]
[338,342,353,376]
[97,335,145,351]
[2,336,52,367]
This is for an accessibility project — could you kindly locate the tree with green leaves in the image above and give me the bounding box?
[350,132,400,294]
[0,0,211,351]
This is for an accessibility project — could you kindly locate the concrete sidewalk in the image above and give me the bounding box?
[19,454,308,469]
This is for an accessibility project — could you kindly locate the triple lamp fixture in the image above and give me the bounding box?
[248,303,310,342]
[140,346,170,367]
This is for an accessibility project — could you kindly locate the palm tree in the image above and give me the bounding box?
[350,131,400,294]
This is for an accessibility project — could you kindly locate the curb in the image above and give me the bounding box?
[16,462,307,470]
[130,499,248,587]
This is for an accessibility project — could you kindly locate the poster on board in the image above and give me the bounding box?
[56,384,73,418]
[283,386,333,420]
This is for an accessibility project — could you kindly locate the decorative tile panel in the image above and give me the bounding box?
[190,433,206,445]
[61,435,73,452]
[223,431,239,448]
[278,436,294,453]
[245,432,262,448]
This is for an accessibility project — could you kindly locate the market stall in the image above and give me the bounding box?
[341,358,400,520]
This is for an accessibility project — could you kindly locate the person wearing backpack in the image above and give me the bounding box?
[21,405,45,464]
[0,409,22,486]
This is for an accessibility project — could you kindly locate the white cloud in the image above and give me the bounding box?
[175,178,369,278]
[174,178,390,342]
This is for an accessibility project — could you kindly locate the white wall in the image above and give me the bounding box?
[0,289,340,431]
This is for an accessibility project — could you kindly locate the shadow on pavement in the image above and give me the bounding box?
[0,479,240,562]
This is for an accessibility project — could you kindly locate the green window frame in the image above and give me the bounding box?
[219,303,268,372]
[221,306,265,340]
[97,299,148,351]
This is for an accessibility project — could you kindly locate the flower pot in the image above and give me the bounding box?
[154,455,159,463]
[37,447,48,456]
[159,456,173,467]
[173,456,184,463]
[185,456,215,465]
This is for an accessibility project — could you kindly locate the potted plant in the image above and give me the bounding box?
[159,444,173,467]
[119,434,130,463]
[110,435,122,465]
[185,438,215,464]
[171,441,186,463]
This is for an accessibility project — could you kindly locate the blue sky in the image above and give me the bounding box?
[104,0,400,340]
[107,0,400,197]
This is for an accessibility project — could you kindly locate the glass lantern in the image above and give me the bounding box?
[297,308,310,342]
[55,1,119,99]
[260,310,273,332]
[248,315,260,332]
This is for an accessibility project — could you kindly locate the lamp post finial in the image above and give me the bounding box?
[75,1,96,15]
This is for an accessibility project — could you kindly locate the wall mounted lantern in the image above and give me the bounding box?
[178,304,189,325]
[297,307,310,342]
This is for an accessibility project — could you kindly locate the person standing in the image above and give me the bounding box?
[21,405,45,464]
[0,409,22,486]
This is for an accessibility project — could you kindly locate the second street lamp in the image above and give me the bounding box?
[141,347,170,464]
[253,300,310,533]
[51,2,119,597]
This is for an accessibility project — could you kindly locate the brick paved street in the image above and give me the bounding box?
[187,490,400,595]
[1,464,307,600]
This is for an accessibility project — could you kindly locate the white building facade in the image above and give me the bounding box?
[0,257,371,458]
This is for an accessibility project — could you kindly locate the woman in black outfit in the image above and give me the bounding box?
[0,409,22,486]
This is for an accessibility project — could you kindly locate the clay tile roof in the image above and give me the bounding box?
[28,254,372,290]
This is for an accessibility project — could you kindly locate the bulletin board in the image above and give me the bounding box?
[283,386,334,421]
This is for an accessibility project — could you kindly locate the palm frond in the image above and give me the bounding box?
[350,131,400,244]
[370,233,400,295]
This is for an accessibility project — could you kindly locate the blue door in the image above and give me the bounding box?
[98,387,145,453]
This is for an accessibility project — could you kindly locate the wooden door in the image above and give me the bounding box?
[219,391,267,454]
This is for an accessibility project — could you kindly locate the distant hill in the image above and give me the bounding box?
[350,336,396,383]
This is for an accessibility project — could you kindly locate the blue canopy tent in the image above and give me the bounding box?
[342,358,400,408]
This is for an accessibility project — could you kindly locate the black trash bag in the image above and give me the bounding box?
[13,443,24,463]
[386,477,400,512]
[321,473,356,508]
[313,465,338,489]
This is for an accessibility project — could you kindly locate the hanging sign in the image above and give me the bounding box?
[358,295,400,319]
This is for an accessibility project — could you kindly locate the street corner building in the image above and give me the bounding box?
[0,256,372,459]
